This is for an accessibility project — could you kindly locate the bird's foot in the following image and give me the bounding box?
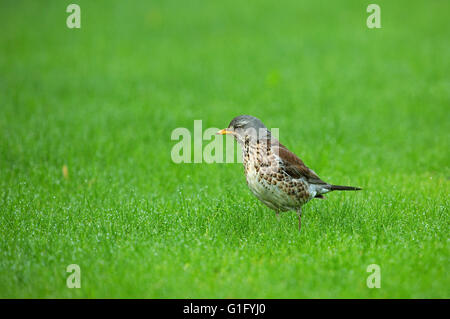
[297,209,302,232]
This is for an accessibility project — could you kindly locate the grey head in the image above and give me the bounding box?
[217,115,271,144]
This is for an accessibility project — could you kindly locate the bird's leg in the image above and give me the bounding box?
[276,211,280,221]
[297,208,302,232]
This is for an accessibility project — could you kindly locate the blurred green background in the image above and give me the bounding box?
[0,0,448,298]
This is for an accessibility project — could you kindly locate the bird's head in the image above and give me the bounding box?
[217,115,271,144]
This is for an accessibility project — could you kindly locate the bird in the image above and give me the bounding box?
[217,115,361,231]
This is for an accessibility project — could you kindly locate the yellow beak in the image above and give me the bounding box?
[217,128,234,135]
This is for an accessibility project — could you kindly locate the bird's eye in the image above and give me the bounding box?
[235,121,248,128]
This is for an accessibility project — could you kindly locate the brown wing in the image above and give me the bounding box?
[272,142,327,185]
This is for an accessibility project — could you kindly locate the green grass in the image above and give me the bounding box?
[0,0,449,298]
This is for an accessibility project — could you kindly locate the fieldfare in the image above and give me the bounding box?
[218,115,361,231]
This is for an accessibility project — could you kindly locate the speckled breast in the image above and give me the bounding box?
[242,140,311,212]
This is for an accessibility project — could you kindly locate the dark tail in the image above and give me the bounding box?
[328,184,362,191]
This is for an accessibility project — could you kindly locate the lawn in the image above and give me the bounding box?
[0,0,448,298]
